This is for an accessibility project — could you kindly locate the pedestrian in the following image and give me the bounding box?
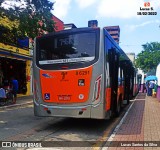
[148,80,155,96]
[146,81,149,96]
[143,82,146,93]
[0,86,6,99]
[10,77,18,104]
[152,80,158,98]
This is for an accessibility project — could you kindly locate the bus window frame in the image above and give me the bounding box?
[35,28,100,70]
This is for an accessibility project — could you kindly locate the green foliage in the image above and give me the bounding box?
[17,0,55,39]
[0,0,4,6]
[0,0,55,45]
[0,11,19,44]
[0,25,18,44]
[135,42,160,73]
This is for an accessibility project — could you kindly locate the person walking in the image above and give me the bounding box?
[146,81,149,96]
[10,77,19,104]
[153,80,158,97]
[148,80,155,96]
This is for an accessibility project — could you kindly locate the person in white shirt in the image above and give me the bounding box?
[148,80,155,96]
[0,87,6,98]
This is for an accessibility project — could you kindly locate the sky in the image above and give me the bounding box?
[51,0,160,56]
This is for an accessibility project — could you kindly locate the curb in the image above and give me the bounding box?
[0,101,33,110]
[17,95,33,100]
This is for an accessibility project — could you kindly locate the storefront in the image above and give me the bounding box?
[0,42,32,96]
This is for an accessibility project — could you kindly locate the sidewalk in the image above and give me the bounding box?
[17,94,33,104]
[0,94,33,109]
[103,93,160,150]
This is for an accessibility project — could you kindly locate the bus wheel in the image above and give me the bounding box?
[115,100,121,117]
[126,94,130,105]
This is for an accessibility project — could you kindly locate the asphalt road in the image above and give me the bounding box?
[0,102,131,150]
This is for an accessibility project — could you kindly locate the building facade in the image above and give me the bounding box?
[104,26,120,44]
[0,15,65,96]
[126,53,135,63]
[64,23,77,30]
[0,42,32,96]
[52,15,64,32]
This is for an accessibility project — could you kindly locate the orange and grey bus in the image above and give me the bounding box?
[33,27,138,119]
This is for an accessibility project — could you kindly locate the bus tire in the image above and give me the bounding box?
[126,94,130,105]
[115,100,121,117]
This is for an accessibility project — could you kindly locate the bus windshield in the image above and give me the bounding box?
[37,32,96,65]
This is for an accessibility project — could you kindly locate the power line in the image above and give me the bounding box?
[120,44,142,47]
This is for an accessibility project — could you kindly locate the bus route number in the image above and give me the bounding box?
[76,71,89,75]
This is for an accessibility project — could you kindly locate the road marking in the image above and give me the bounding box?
[135,99,146,100]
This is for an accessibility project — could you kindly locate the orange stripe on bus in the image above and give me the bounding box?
[118,85,124,100]
[106,88,111,111]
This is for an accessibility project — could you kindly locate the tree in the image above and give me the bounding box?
[0,0,4,4]
[0,0,55,44]
[17,0,55,39]
[135,42,160,73]
[0,13,19,44]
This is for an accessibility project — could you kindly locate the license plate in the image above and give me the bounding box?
[58,95,71,101]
